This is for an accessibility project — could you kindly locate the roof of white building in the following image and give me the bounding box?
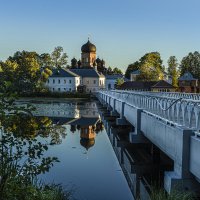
[70,69,105,78]
[130,69,140,75]
[179,72,198,81]
[50,68,80,78]
[105,74,124,80]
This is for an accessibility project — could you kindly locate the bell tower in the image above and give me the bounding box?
[81,39,96,68]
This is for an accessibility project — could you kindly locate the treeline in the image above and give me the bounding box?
[125,51,200,87]
[0,47,68,95]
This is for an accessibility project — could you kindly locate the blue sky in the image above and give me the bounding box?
[0,0,200,72]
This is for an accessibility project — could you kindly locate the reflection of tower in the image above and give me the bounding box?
[80,124,96,151]
[81,39,96,68]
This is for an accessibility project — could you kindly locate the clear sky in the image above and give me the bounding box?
[0,0,200,72]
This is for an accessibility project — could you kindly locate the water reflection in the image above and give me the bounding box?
[0,111,65,199]
[26,100,133,200]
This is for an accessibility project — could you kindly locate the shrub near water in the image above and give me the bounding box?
[150,188,194,200]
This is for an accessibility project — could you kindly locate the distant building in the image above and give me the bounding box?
[130,69,172,84]
[46,40,105,93]
[120,80,176,92]
[130,70,140,81]
[46,68,80,92]
[70,69,105,93]
[163,72,172,84]
[178,72,199,93]
[105,74,124,90]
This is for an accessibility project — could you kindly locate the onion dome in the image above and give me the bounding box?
[96,58,101,64]
[71,57,77,63]
[81,39,96,53]
[80,138,95,150]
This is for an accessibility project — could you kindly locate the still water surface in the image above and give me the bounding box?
[30,100,133,200]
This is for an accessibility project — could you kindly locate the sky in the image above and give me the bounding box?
[0,0,200,72]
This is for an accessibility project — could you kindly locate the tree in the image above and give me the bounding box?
[0,51,52,94]
[113,67,123,75]
[107,66,113,75]
[167,56,179,87]
[125,61,140,79]
[51,46,68,69]
[180,51,200,79]
[39,53,53,68]
[115,78,124,89]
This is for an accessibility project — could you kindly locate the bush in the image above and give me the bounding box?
[150,188,194,200]
[20,91,91,99]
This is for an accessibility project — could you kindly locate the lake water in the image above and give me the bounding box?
[29,99,134,200]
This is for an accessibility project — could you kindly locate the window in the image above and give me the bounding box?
[64,88,66,91]
[87,80,89,84]
[77,79,78,84]
[58,88,60,91]
[58,79,60,84]
[52,88,54,91]
[93,88,95,91]
[47,80,49,84]
[53,79,55,84]
[93,80,96,84]
[64,80,66,84]
[69,80,72,84]
[69,88,71,91]
[99,80,101,85]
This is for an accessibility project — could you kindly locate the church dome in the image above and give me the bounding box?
[81,40,96,53]
[80,138,95,150]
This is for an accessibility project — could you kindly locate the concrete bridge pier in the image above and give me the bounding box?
[163,128,200,194]
[116,101,129,125]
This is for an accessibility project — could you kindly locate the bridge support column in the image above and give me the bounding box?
[164,128,200,193]
[116,101,129,125]
[128,108,148,144]
[111,99,119,116]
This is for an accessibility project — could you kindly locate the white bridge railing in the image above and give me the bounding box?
[99,90,200,136]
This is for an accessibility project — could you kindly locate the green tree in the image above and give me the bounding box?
[113,67,123,75]
[167,56,179,87]
[137,52,164,81]
[115,78,124,89]
[39,53,53,68]
[51,46,68,69]
[107,66,113,75]
[0,51,52,94]
[125,61,140,79]
[180,51,200,79]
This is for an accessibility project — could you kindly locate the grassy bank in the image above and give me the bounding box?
[20,91,91,99]
[150,188,194,200]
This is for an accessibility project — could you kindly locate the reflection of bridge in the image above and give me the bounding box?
[97,90,200,194]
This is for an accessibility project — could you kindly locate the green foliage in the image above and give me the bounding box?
[106,66,123,75]
[21,91,91,98]
[115,78,124,88]
[125,61,140,79]
[137,52,164,81]
[180,51,200,79]
[113,67,123,75]
[0,51,52,94]
[0,85,70,199]
[51,46,68,69]
[150,188,194,200]
[167,56,179,87]
[125,52,164,81]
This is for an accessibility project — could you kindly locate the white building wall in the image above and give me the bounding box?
[83,77,105,93]
[46,77,80,92]
[106,79,116,90]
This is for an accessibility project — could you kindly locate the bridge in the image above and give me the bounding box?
[97,90,200,194]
